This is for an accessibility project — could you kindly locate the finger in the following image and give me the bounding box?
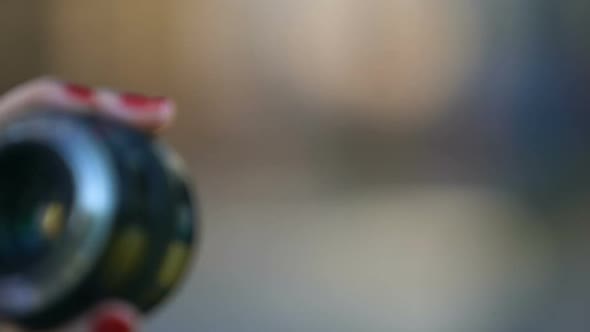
[58,301,139,332]
[0,77,89,123]
[88,302,139,332]
[0,78,175,133]
[94,89,175,133]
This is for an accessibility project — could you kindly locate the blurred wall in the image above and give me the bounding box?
[0,2,44,92]
[44,1,174,94]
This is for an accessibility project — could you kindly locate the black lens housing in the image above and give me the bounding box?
[0,110,197,330]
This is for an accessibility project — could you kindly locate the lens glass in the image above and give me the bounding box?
[0,143,74,274]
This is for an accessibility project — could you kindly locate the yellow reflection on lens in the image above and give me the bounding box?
[101,226,148,289]
[40,202,65,239]
[158,241,190,289]
[140,241,191,306]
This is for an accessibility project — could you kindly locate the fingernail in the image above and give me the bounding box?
[121,93,166,111]
[92,313,133,332]
[64,83,94,102]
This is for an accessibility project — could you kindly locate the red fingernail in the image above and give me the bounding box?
[93,313,133,332]
[121,93,165,110]
[64,83,94,102]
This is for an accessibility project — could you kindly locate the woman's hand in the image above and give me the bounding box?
[0,77,176,332]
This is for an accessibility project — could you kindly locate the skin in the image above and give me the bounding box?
[0,77,176,332]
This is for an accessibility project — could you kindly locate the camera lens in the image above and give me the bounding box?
[0,143,74,273]
[0,110,197,330]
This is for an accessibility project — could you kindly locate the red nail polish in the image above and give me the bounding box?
[121,93,163,110]
[64,83,94,102]
[93,314,132,332]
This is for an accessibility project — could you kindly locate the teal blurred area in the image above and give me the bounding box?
[2,1,590,331]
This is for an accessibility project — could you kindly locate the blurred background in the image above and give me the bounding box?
[2,0,590,331]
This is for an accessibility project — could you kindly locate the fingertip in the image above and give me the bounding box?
[153,97,177,126]
[90,302,139,332]
[95,89,176,132]
[120,93,177,120]
[62,83,95,103]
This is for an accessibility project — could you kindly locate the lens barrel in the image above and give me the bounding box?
[0,110,197,330]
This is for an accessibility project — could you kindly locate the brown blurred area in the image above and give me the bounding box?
[3,1,587,332]
[0,2,44,92]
